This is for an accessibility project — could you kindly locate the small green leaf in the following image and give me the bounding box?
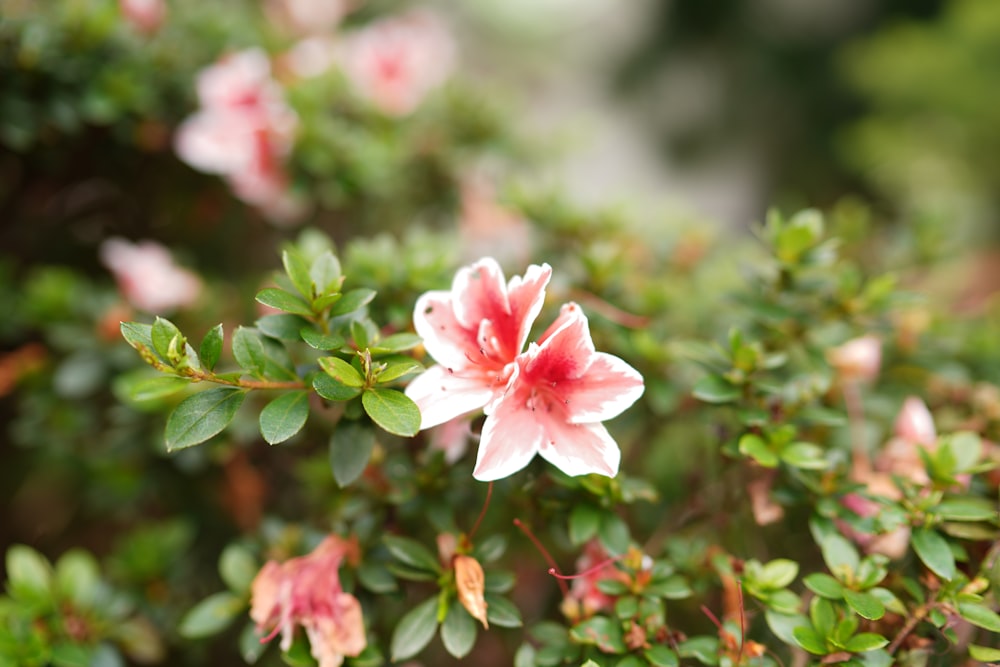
[357,562,397,593]
[935,498,998,522]
[383,536,441,574]
[330,288,376,317]
[646,574,692,599]
[571,616,625,653]
[911,528,955,581]
[390,596,438,661]
[739,433,778,468]
[120,321,154,352]
[177,591,244,638]
[330,421,375,487]
[693,375,740,403]
[309,251,342,297]
[122,374,191,403]
[793,627,828,655]
[819,533,860,577]
[239,622,267,664]
[6,545,52,596]
[371,332,423,353]
[676,636,720,664]
[810,596,836,636]
[50,643,91,667]
[282,248,313,299]
[957,601,1000,632]
[259,391,309,445]
[765,610,809,645]
[780,442,829,470]
[568,504,601,546]
[844,633,888,653]
[200,324,224,371]
[313,373,362,401]
[257,314,310,341]
[362,388,421,437]
[54,549,100,607]
[843,589,885,621]
[255,288,314,317]
[376,360,423,384]
[759,559,799,589]
[151,317,184,361]
[165,388,247,451]
[219,544,257,595]
[484,594,523,628]
[441,603,477,659]
[970,645,1000,662]
[232,327,265,377]
[318,356,365,387]
[804,573,844,599]
[597,512,631,555]
[299,328,345,351]
[644,645,679,667]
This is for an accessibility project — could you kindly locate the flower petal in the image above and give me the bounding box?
[473,392,544,481]
[537,419,621,478]
[563,352,644,424]
[525,303,596,381]
[405,364,496,429]
[412,290,480,370]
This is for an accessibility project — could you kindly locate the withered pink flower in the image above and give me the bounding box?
[174,49,304,224]
[120,0,166,34]
[338,10,455,116]
[827,335,881,383]
[405,258,551,429]
[250,536,365,667]
[100,238,201,313]
[474,303,644,481]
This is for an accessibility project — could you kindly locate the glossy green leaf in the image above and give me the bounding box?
[318,356,364,387]
[313,373,362,401]
[935,497,998,522]
[151,317,184,361]
[441,603,477,659]
[759,558,799,589]
[598,511,631,555]
[484,594,523,628]
[693,374,740,403]
[362,388,421,437]
[780,442,829,470]
[6,544,52,596]
[54,549,100,607]
[676,636,720,664]
[957,601,1000,632]
[383,535,441,573]
[239,622,267,664]
[120,321,154,352]
[259,391,309,445]
[819,532,860,577]
[177,591,244,638]
[199,324,224,371]
[568,504,601,546]
[371,332,423,353]
[644,645,680,667]
[309,251,342,296]
[843,589,885,621]
[232,327,265,377]
[793,626,828,655]
[165,388,246,451]
[256,314,310,341]
[299,328,345,351]
[376,360,423,384]
[911,528,955,580]
[844,633,888,653]
[330,288,376,317]
[121,374,190,403]
[765,610,809,645]
[357,562,396,593]
[390,596,438,661]
[282,248,313,299]
[330,421,375,487]
[804,573,843,599]
[739,433,778,468]
[219,544,257,595]
[570,615,625,652]
[970,645,1000,662]
[255,288,313,317]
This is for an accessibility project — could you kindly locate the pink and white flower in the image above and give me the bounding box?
[174,49,305,223]
[100,238,201,313]
[120,0,166,34]
[827,334,882,383]
[474,303,644,481]
[250,536,366,667]
[405,257,551,429]
[337,10,455,116]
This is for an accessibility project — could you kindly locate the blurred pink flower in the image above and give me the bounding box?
[120,0,166,34]
[174,49,305,224]
[268,0,352,36]
[428,417,472,464]
[338,10,455,116]
[474,303,644,481]
[100,238,201,313]
[560,541,623,620]
[405,257,551,430]
[893,396,937,446]
[250,536,365,667]
[827,334,881,383]
[459,180,532,266]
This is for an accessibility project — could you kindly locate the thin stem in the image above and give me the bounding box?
[513,518,569,596]
[468,482,493,541]
[568,289,651,329]
[548,553,624,581]
[887,596,936,655]
[186,368,306,390]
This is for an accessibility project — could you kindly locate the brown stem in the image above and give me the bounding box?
[187,369,305,391]
[887,596,936,655]
[568,289,650,329]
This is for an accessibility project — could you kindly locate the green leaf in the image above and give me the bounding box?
[819,533,860,577]
[484,570,515,593]
[177,591,244,638]
[568,504,601,546]
[390,596,438,661]
[330,288,376,317]
[383,536,441,574]
[935,497,998,522]
[970,645,1000,662]
[6,544,52,599]
[780,442,829,470]
[810,596,836,636]
[330,421,375,487]
[299,328,345,351]
[739,433,778,468]
[362,388,421,437]
[54,549,100,607]
[255,288,313,317]
[614,595,639,619]
[239,622,267,664]
[50,643,91,667]
[257,314,310,341]
[313,373,362,401]
[309,251,342,297]
[484,594,523,628]
[759,558,799,589]
[693,375,740,403]
[259,391,309,445]
[165,388,247,451]
[911,528,955,581]
[804,573,844,599]
[219,544,257,595]
[357,562,397,593]
[598,512,631,555]
[765,610,809,645]
[151,317,184,361]
[676,636,720,664]
[120,321,154,352]
[318,356,365,387]
[376,360,423,384]
[282,248,313,299]
[121,374,191,403]
[571,616,625,653]
[957,601,1000,632]
[646,574,692,599]
[232,327,266,377]
[793,627,828,655]
[844,633,888,653]
[200,324,224,371]
[441,603,477,659]
[843,589,885,621]
[371,332,423,353]
[644,645,679,667]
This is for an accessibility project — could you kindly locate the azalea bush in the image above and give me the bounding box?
[2,3,1000,667]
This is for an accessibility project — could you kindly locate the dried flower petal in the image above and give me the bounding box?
[454,555,488,629]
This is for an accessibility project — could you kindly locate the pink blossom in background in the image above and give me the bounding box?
[474,303,644,481]
[893,396,937,446]
[459,180,532,266]
[174,49,305,224]
[338,10,455,116]
[100,238,201,313]
[284,37,340,79]
[405,258,551,429]
[250,536,365,667]
[268,0,352,36]
[560,541,624,619]
[120,0,166,34]
[827,334,882,383]
[428,417,473,464]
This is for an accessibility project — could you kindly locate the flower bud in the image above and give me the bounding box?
[454,555,488,629]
